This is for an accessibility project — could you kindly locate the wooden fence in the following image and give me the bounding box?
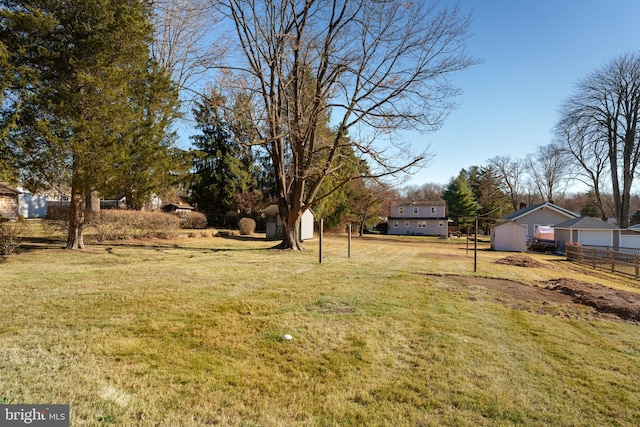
[566,243,640,279]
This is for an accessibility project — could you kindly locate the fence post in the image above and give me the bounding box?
[347,222,351,258]
[592,248,596,269]
[636,255,639,280]
[611,250,615,272]
[319,218,323,264]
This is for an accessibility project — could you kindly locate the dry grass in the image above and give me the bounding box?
[0,233,639,426]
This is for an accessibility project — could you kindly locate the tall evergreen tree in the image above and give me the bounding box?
[476,165,512,218]
[442,170,480,225]
[1,0,179,248]
[189,90,257,215]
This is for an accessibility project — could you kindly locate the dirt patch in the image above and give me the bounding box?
[449,275,574,304]
[543,278,640,322]
[431,274,640,322]
[495,255,546,268]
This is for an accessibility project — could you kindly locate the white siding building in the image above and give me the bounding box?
[387,201,448,237]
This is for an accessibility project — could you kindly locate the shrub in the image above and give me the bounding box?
[0,221,24,258]
[89,210,180,241]
[178,212,208,229]
[238,217,256,235]
[45,203,70,221]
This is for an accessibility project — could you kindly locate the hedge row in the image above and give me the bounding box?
[89,210,181,241]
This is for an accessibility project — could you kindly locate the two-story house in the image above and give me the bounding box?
[387,200,448,237]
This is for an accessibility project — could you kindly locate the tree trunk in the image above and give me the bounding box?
[277,221,303,250]
[67,186,85,249]
[272,202,304,250]
[86,190,100,213]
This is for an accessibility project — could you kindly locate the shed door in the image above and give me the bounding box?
[579,230,612,247]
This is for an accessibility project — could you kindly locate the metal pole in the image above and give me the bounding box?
[474,218,478,272]
[466,226,469,254]
[319,218,323,264]
[348,223,352,258]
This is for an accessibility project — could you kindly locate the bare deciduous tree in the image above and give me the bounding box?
[218,0,477,249]
[525,143,570,204]
[402,182,445,203]
[558,52,640,227]
[150,0,222,99]
[554,115,609,220]
[487,155,525,211]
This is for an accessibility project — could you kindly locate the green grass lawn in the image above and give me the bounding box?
[1,232,639,426]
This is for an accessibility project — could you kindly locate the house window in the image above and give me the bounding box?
[404,221,410,228]
[393,221,399,228]
[431,207,436,214]
[413,207,419,214]
[398,207,404,214]
[417,221,426,228]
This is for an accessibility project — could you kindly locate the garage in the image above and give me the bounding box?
[578,230,613,247]
[553,216,620,252]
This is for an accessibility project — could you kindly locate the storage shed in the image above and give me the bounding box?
[490,221,527,252]
[263,205,314,241]
[0,182,19,220]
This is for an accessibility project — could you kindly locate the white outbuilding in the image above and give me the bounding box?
[490,221,527,252]
[262,205,315,241]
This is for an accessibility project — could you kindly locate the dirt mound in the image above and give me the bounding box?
[430,274,640,322]
[495,255,546,268]
[543,278,640,322]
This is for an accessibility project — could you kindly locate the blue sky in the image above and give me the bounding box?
[404,0,640,188]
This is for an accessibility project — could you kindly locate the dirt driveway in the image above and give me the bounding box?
[438,255,640,322]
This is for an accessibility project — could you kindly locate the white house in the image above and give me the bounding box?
[263,205,314,241]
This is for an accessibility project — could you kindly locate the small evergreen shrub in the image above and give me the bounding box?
[238,217,256,235]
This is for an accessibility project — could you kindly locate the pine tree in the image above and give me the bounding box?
[442,170,480,225]
[189,91,257,215]
[1,0,179,248]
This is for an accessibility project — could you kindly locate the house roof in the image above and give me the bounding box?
[0,182,19,196]
[491,220,526,229]
[163,201,194,210]
[262,204,280,215]
[500,202,579,221]
[396,200,446,207]
[262,204,315,217]
[553,216,620,230]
